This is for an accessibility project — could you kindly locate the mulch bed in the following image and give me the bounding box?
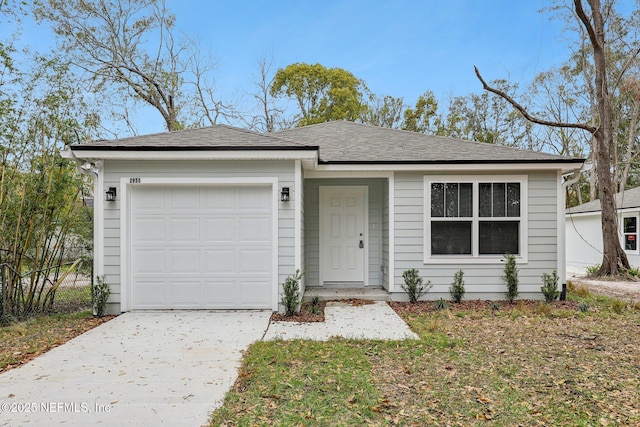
[389,299,580,316]
[270,298,375,323]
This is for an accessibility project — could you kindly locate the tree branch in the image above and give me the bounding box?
[474,66,597,133]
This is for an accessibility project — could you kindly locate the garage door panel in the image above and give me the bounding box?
[131,218,165,242]
[131,187,165,211]
[168,281,202,306]
[130,184,273,310]
[204,218,236,242]
[167,249,201,274]
[203,187,235,211]
[238,280,273,307]
[131,281,166,308]
[132,249,166,274]
[168,187,200,211]
[204,249,236,274]
[202,280,236,306]
[238,187,271,211]
[239,217,271,242]
[239,249,272,274]
[169,217,201,242]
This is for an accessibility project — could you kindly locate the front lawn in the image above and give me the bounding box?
[0,311,113,372]
[210,288,640,426]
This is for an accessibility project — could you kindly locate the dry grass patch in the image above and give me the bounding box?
[0,311,114,372]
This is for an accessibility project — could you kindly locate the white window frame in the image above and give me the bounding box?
[621,213,639,255]
[424,175,528,264]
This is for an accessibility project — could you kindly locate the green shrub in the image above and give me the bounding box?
[449,270,465,303]
[611,298,626,314]
[629,266,639,277]
[502,254,519,303]
[586,264,600,276]
[92,275,111,318]
[309,295,321,315]
[402,269,432,303]
[434,298,448,310]
[282,270,304,316]
[578,302,590,312]
[491,302,501,311]
[541,270,560,303]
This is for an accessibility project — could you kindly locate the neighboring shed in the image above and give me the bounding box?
[566,186,640,268]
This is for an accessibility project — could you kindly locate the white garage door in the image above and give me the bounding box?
[129,185,273,309]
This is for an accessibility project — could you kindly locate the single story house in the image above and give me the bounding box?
[62,121,584,313]
[566,186,640,268]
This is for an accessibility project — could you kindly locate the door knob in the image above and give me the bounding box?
[359,240,364,248]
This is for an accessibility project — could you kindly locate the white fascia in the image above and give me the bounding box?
[69,149,318,162]
[312,162,584,174]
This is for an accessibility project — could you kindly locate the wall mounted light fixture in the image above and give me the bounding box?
[280,187,290,202]
[105,187,117,201]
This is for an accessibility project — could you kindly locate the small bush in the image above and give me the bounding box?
[578,302,590,312]
[572,285,591,298]
[309,295,321,315]
[611,298,626,314]
[502,254,519,303]
[92,275,111,318]
[434,298,448,310]
[282,270,304,316]
[402,269,432,303]
[536,301,553,316]
[586,264,600,276]
[629,266,640,277]
[541,270,560,303]
[449,270,465,303]
[491,302,501,311]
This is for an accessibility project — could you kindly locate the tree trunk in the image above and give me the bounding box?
[579,0,630,274]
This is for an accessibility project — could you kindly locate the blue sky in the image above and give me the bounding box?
[167,0,569,122]
[4,0,581,135]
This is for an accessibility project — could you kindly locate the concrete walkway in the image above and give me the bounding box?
[0,311,271,426]
[264,301,418,341]
[0,302,416,426]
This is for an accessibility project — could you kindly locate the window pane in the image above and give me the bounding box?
[493,183,506,217]
[459,183,472,217]
[479,221,519,254]
[625,235,637,251]
[445,183,459,217]
[431,183,444,217]
[507,183,520,217]
[431,221,472,255]
[479,183,492,217]
[624,217,637,233]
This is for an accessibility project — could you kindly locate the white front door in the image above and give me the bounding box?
[319,186,367,284]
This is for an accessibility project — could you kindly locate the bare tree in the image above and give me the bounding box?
[475,0,635,276]
[36,0,235,133]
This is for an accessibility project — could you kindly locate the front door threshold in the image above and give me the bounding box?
[303,287,389,302]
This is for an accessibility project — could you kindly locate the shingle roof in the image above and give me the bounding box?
[71,124,314,151]
[567,186,640,214]
[71,120,584,165]
[276,121,583,164]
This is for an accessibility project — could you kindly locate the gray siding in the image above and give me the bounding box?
[392,171,559,300]
[101,159,296,313]
[304,178,385,287]
[382,180,390,290]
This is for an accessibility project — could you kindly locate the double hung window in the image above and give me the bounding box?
[425,176,527,262]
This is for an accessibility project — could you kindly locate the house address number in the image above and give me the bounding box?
[129,178,141,184]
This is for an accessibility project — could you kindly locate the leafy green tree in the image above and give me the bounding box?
[270,62,369,126]
[364,94,405,129]
[402,90,439,134]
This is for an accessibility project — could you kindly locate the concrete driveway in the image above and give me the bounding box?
[0,311,271,426]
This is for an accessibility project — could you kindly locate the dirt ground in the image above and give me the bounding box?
[567,267,640,300]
